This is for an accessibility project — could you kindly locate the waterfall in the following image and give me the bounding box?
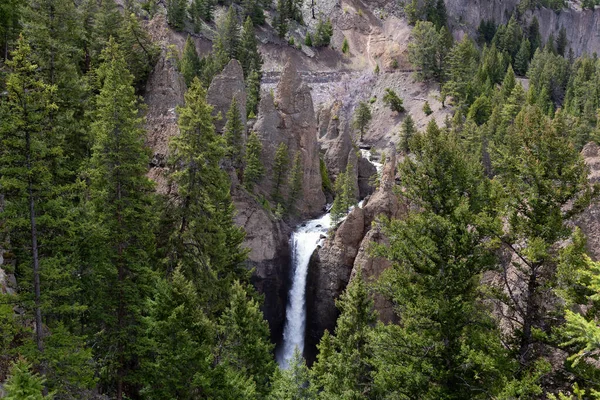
[277,213,331,368]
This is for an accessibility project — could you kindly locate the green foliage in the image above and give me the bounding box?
[320,157,333,195]
[243,131,265,191]
[239,17,263,79]
[270,349,316,399]
[443,35,480,109]
[514,38,531,76]
[383,88,405,113]
[423,100,433,115]
[167,0,187,30]
[312,269,376,398]
[341,37,349,54]
[313,18,333,47]
[353,101,372,140]
[224,96,245,170]
[272,142,290,206]
[164,77,248,313]
[330,159,357,225]
[242,0,265,25]
[304,32,313,46]
[246,68,261,117]
[399,114,416,153]
[4,360,53,399]
[179,36,201,87]
[287,153,304,215]
[408,21,450,82]
[274,0,288,39]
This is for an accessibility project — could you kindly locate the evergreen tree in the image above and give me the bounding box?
[243,131,264,191]
[442,35,480,109]
[188,0,205,32]
[372,121,518,398]
[242,0,265,25]
[239,17,263,78]
[274,0,288,39]
[218,6,241,60]
[399,114,416,153]
[0,0,21,61]
[86,38,156,400]
[313,18,333,47]
[119,13,160,90]
[142,269,214,399]
[528,17,542,54]
[556,26,568,56]
[269,349,316,400]
[383,88,405,113]
[246,68,261,117]
[180,36,201,87]
[167,0,187,30]
[329,159,357,225]
[514,38,531,76]
[287,152,303,215]
[164,77,248,314]
[490,106,592,369]
[353,101,372,141]
[224,96,245,171]
[4,360,52,399]
[408,21,448,82]
[304,32,313,47]
[312,269,376,398]
[272,142,290,206]
[218,281,275,397]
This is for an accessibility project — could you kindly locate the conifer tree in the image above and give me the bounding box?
[399,114,416,153]
[313,18,333,47]
[556,26,568,56]
[180,36,201,87]
[118,13,160,90]
[0,0,21,61]
[243,131,264,191]
[272,142,290,205]
[189,0,210,32]
[86,38,156,400]
[242,0,265,25]
[164,77,248,315]
[514,38,531,76]
[218,281,275,397]
[383,88,405,113]
[218,6,241,60]
[224,96,245,171]
[167,0,187,30]
[246,68,261,117]
[312,269,376,398]
[442,35,480,109]
[330,159,357,225]
[269,349,316,400]
[239,17,263,78]
[353,101,372,141]
[4,360,52,399]
[142,269,214,399]
[287,152,303,215]
[274,0,288,39]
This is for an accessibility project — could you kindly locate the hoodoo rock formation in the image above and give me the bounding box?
[207,59,247,133]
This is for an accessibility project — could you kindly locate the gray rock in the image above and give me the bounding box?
[207,59,247,133]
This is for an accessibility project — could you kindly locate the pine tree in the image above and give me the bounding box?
[399,114,416,153]
[442,35,480,109]
[243,131,264,191]
[239,17,263,80]
[188,0,205,32]
[224,96,245,171]
[383,88,405,113]
[353,101,372,141]
[329,159,357,225]
[490,105,592,369]
[246,68,261,117]
[274,0,288,39]
[528,16,542,54]
[556,26,568,56]
[218,281,276,397]
[500,64,516,99]
[0,0,21,61]
[312,269,376,398]
[218,6,241,60]
[272,142,290,206]
[167,0,187,30]
[269,349,316,400]
[4,360,52,399]
[408,21,448,82]
[514,38,531,76]
[313,18,333,47]
[164,77,248,314]
[142,269,214,399]
[287,152,303,215]
[86,38,157,400]
[180,36,201,87]
[119,12,160,90]
[242,0,265,25]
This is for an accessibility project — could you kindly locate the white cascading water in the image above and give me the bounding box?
[277,149,382,368]
[277,213,331,368]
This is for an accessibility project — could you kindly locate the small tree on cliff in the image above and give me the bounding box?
[243,131,264,191]
[286,152,303,215]
[272,142,290,206]
[353,101,372,141]
[224,96,245,171]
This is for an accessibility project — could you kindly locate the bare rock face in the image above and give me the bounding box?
[253,61,326,217]
[575,142,600,260]
[305,147,404,362]
[305,206,365,363]
[207,59,247,133]
[144,16,186,195]
[233,189,291,343]
[350,227,396,324]
[358,156,377,199]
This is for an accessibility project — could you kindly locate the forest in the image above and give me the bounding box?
[2,0,600,398]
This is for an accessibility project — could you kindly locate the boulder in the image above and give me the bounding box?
[207,59,247,133]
